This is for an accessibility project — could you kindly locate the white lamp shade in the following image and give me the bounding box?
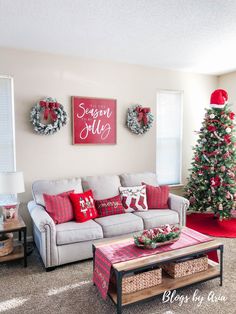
[0,172,25,194]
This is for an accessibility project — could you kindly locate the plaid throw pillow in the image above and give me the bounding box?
[43,190,74,224]
[95,195,125,217]
[142,182,169,209]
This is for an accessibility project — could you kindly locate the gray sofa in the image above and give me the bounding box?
[27,172,189,270]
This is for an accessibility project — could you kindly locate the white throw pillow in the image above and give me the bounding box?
[119,185,148,212]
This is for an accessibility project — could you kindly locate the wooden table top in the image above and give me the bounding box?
[94,230,223,272]
[0,215,26,232]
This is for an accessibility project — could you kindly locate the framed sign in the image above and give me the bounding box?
[72,96,116,144]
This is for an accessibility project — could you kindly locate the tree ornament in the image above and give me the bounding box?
[227,170,235,178]
[208,125,217,132]
[210,176,221,187]
[126,105,154,135]
[189,196,195,204]
[229,112,235,120]
[224,134,231,144]
[220,166,226,172]
[209,113,215,119]
[30,97,67,135]
[226,191,233,200]
[225,127,231,133]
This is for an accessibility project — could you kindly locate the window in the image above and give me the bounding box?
[0,76,15,203]
[156,90,183,185]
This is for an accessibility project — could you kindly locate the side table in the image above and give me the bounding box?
[0,215,27,267]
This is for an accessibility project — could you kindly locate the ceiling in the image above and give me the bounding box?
[1,0,236,75]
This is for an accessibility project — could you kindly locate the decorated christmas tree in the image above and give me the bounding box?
[185,89,236,220]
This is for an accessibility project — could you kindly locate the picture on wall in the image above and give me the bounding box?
[72,96,116,144]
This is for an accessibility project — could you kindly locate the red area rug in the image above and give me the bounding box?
[186,212,236,238]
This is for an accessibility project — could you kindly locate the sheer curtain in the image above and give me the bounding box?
[0,76,15,204]
[156,90,183,185]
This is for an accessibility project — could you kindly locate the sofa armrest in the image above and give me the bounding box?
[168,193,190,227]
[28,201,58,268]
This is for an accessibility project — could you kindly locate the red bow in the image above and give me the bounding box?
[39,100,59,121]
[136,106,150,125]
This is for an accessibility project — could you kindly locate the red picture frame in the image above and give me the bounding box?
[72,96,116,144]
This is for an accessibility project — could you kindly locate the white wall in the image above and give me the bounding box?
[218,71,236,112]
[0,48,217,231]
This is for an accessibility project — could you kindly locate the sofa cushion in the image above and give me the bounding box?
[82,175,121,200]
[69,190,98,222]
[143,183,169,209]
[119,185,148,212]
[120,172,158,187]
[56,220,103,245]
[95,213,143,238]
[95,195,125,217]
[133,210,179,229]
[32,178,83,206]
[43,190,74,224]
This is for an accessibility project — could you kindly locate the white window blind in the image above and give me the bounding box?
[0,76,15,205]
[156,90,183,185]
[0,76,15,172]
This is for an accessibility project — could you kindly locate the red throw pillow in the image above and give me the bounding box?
[69,190,98,222]
[43,190,74,224]
[95,195,125,217]
[142,182,169,209]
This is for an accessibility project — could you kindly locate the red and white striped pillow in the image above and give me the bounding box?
[43,190,74,224]
[142,183,169,209]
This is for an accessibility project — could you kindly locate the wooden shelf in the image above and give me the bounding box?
[0,244,24,263]
[109,262,220,306]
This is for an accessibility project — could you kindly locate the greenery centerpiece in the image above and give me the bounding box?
[134,225,181,249]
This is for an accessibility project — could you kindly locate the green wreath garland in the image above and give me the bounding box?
[30,97,67,135]
[126,105,154,135]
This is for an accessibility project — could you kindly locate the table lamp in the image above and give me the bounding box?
[0,172,25,220]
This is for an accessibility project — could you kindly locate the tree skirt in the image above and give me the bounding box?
[186,212,236,238]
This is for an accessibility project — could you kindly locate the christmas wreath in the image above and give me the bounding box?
[30,97,67,135]
[126,105,154,134]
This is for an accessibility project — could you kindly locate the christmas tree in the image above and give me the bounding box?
[185,89,236,220]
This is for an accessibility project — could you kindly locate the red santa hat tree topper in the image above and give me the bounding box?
[210,89,228,108]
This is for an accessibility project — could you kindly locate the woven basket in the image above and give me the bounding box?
[162,255,208,278]
[0,233,14,257]
[118,268,162,294]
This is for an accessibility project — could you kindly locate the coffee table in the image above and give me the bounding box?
[93,235,223,314]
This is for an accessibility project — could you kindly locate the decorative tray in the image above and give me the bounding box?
[134,225,181,249]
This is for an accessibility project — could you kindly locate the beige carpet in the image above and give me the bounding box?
[0,238,235,314]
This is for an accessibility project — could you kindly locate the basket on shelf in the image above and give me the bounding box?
[0,233,14,257]
[113,268,162,294]
[162,255,208,278]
